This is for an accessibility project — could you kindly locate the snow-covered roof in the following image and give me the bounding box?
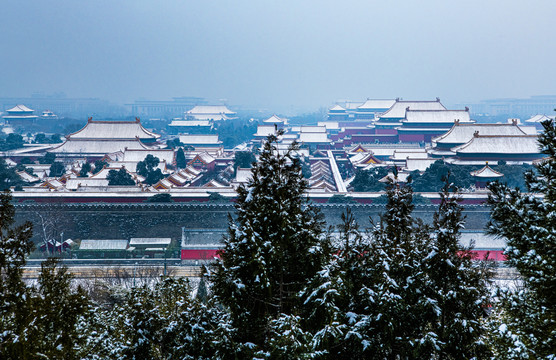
[349,152,380,166]
[186,105,236,115]
[169,120,211,127]
[433,123,528,146]
[403,110,473,124]
[390,149,429,160]
[298,132,330,143]
[263,115,287,124]
[16,170,40,183]
[453,135,540,155]
[189,152,215,165]
[519,126,538,135]
[470,163,504,178]
[344,102,364,110]
[379,99,446,119]
[300,126,326,133]
[346,144,371,154]
[50,138,152,155]
[202,179,227,188]
[129,238,171,246]
[317,121,339,130]
[79,239,129,250]
[460,231,506,249]
[121,149,175,164]
[65,178,109,190]
[525,114,555,123]
[6,104,34,113]
[329,104,346,112]
[255,125,278,137]
[357,99,396,110]
[179,134,221,145]
[68,118,160,140]
[235,168,253,183]
[89,166,138,180]
[405,158,437,172]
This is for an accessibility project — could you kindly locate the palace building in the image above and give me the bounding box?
[49,118,161,158]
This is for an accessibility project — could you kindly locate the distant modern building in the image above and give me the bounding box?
[463,95,556,117]
[128,96,207,118]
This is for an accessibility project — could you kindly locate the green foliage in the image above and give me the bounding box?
[146,193,173,203]
[175,147,187,169]
[207,192,228,202]
[210,130,330,354]
[233,150,256,173]
[34,133,62,144]
[351,166,388,192]
[486,119,556,358]
[493,163,533,190]
[196,276,208,303]
[410,160,532,192]
[411,160,477,191]
[0,158,26,190]
[105,278,234,360]
[107,168,135,186]
[166,138,183,149]
[300,158,312,179]
[39,152,56,164]
[0,191,89,359]
[137,154,164,185]
[93,159,108,174]
[78,162,92,177]
[305,177,492,359]
[213,119,258,148]
[63,123,83,136]
[0,134,24,151]
[49,161,65,177]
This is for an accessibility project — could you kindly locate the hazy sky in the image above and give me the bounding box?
[1,0,555,113]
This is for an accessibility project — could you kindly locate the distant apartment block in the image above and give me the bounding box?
[463,95,556,117]
[127,97,207,118]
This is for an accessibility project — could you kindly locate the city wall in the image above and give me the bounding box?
[14,202,492,245]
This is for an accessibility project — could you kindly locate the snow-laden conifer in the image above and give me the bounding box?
[209,130,330,355]
[487,119,556,359]
[420,174,492,359]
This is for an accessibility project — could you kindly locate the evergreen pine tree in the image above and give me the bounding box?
[176,147,187,169]
[78,162,92,177]
[487,119,556,359]
[0,191,89,359]
[421,174,492,359]
[0,191,34,359]
[210,130,330,355]
[137,154,164,185]
[303,208,369,359]
[355,172,433,358]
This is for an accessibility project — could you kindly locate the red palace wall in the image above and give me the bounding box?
[181,249,220,260]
